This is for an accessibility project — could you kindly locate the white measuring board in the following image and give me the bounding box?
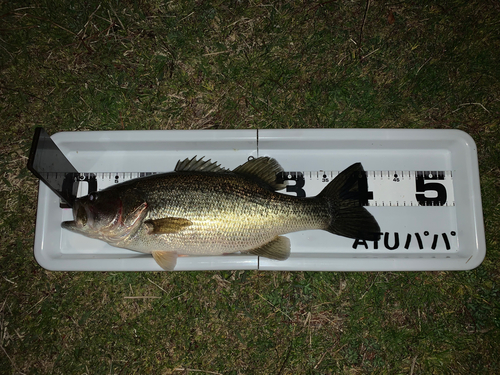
[33,129,485,271]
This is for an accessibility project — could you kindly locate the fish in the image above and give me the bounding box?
[61,156,380,270]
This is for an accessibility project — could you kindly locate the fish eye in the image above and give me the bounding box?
[89,193,97,202]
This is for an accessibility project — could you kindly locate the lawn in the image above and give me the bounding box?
[1,0,499,373]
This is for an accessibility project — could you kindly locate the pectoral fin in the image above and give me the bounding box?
[152,251,178,271]
[248,236,290,261]
[144,217,192,234]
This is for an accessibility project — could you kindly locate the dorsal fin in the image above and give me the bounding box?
[175,156,229,173]
[233,156,285,190]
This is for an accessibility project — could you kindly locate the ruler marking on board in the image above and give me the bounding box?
[68,169,456,208]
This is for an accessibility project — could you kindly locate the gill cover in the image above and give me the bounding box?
[61,188,147,243]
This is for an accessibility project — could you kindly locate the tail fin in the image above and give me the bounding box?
[318,163,381,241]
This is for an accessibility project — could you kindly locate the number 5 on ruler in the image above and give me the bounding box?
[415,172,447,206]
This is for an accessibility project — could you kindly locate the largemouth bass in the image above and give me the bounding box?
[62,156,380,270]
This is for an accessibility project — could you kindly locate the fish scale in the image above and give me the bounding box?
[124,172,329,255]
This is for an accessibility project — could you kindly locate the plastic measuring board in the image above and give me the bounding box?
[32,129,485,271]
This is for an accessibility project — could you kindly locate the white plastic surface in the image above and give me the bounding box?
[33,129,486,271]
[258,129,485,271]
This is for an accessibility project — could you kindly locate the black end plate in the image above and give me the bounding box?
[27,127,80,207]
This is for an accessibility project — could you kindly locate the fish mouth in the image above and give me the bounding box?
[61,220,79,232]
[61,200,92,233]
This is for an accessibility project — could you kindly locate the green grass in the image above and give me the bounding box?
[1,0,499,373]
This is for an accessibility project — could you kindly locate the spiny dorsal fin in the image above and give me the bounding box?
[144,217,192,234]
[175,156,229,173]
[233,157,285,191]
[248,236,290,260]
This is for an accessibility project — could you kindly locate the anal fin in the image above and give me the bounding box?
[248,236,290,261]
[152,251,178,271]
